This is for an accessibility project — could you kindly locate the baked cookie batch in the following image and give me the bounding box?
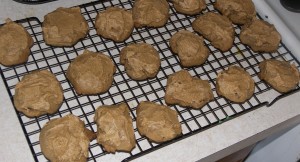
[1,0,300,160]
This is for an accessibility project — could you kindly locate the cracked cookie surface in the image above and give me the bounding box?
[165,70,214,109]
[95,7,134,42]
[67,50,116,95]
[172,0,206,15]
[170,30,209,67]
[192,12,234,52]
[40,114,96,162]
[216,66,255,103]
[0,19,33,66]
[137,101,182,143]
[94,103,136,153]
[120,43,160,80]
[240,19,281,52]
[133,0,170,28]
[259,59,300,93]
[214,0,256,25]
[42,7,89,47]
[14,70,63,117]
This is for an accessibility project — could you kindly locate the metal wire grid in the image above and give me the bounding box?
[0,0,300,161]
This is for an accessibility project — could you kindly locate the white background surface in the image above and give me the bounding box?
[0,0,300,162]
[246,1,300,161]
[246,124,300,162]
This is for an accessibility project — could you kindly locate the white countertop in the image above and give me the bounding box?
[1,0,300,162]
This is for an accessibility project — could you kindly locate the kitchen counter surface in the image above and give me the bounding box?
[1,0,300,162]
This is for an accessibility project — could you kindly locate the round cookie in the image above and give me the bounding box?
[170,30,209,67]
[172,0,206,15]
[0,19,33,66]
[136,101,182,143]
[13,70,63,118]
[214,0,256,25]
[216,66,255,103]
[192,12,234,52]
[94,103,136,153]
[40,114,96,162]
[66,50,116,95]
[42,7,89,47]
[133,0,170,28]
[240,19,281,52]
[120,43,160,80]
[165,70,214,109]
[95,7,134,42]
[259,59,300,93]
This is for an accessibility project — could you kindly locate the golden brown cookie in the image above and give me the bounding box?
[172,0,206,15]
[94,103,136,153]
[133,0,170,28]
[216,66,255,103]
[259,59,300,93]
[40,114,96,162]
[165,70,214,109]
[136,101,182,143]
[0,19,33,66]
[66,50,116,95]
[240,19,281,52]
[95,7,134,42]
[214,0,256,25]
[192,12,234,52]
[42,7,89,47]
[13,70,63,118]
[120,43,160,80]
[170,30,209,67]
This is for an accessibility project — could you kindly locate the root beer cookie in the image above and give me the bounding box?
[42,7,89,47]
[66,50,116,95]
[133,0,170,28]
[192,12,234,52]
[13,70,63,117]
[94,103,136,153]
[170,30,209,67]
[0,19,33,66]
[40,114,96,162]
[240,19,281,52]
[216,66,255,103]
[172,0,206,15]
[259,59,300,93]
[120,43,160,80]
[95,7,134,42]
[214,0,256,25]
[136,101,182,143]
[165,70,214,109]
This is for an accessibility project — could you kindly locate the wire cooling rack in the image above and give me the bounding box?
[1,0,300,161]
